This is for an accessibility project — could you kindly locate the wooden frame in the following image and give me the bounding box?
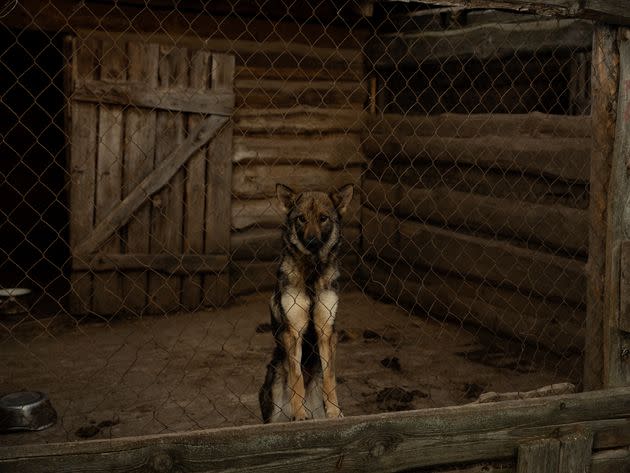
[2,387,630,472]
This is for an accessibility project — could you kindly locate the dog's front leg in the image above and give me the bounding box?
[314,290,342,418]
[281,290,310,421]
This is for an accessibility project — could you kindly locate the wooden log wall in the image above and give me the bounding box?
[361,112,590,357]
[229,40,367,296]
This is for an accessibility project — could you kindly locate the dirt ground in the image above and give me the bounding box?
[0,290,579,446]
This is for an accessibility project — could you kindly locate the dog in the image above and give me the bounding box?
[259,183,354,423]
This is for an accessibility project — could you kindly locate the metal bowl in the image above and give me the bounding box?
[0,288,32,315]
[0,391,57,432]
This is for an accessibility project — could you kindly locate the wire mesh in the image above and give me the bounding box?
[0,0,593,444]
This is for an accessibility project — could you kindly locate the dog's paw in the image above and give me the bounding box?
[291,409,308,421]
[326,407,343,419]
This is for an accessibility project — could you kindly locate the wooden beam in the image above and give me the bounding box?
[517,439,560,473]
[585,24,620,390]
[558,429,594,473]
[364,179,589,254]
[72,79,234,116]
[363,133,591,182]
[74,115,229,255]
[367,19,593,67]
[3,387,630,473]
[591,447,630,473]
[234,108,364,135]
[233,135,365,168]
[72,254,228,275]
[603,29,630,387]
[621,241,630,332]
[366,113,592,139]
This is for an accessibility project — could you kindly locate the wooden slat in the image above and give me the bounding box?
[231,226,361,261]
[591,448,630,473]
[203,54,234,307]
[74,115,228,256]
[517,438,560,473]
[363,134,591,182]
[121,41,159,314]
[558,429,594,473]
[3,387,630,473]
[231,197,362,231]
[367,19,593,67]
[72,254,228,274]
[148,45,187,314]
[621,241,630,332]
[361,260,585,355]
[366,112,592,139]
[364,179,589,254]
[72,79,234,115]
[234,107,363,135]
[232,165,363,199]
[363,209,586,305]
[603,33,630,387]
[67,37,99,314]
[182,50,211,310]
[92,38,125,316]
[585,24,619,390]
[233,135,364,168]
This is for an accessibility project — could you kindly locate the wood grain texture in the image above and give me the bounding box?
[361,260,584,355]
[67,37,99,314]
[182,50,211,310]
[72,254,228,274]
[517,438,560,473]
[3,387,630,473]
[72,79,234,115]
[591,447,630,473]
[363,133,591,182]
[122,41,159,314]
[235,108,363,135]
[585,24,619,390]
[233,135,365,168]
[558,429,594,473]
[364,179,588,254]
[73,116,228,256]
[367,19,593,67]
[603,33,630,387]
[92,37,126,315]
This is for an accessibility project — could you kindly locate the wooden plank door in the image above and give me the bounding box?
[65,35,234,316]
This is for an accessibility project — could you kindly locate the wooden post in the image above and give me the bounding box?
[603,27,630,387]
[585,24,620,390]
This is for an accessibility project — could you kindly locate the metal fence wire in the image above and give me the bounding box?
[1,0,593,443]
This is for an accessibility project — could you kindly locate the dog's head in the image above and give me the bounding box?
[276,184,354,256]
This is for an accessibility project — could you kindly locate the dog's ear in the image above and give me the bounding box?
[276,183,295,212]
[331,184,354,216]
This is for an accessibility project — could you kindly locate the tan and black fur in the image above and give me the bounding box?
[259,183,354,423]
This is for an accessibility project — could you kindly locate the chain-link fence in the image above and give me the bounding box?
[1,0,592,444]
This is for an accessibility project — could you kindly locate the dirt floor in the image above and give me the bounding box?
[0,290,579,446]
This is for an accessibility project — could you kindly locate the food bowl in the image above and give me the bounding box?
[0,391,57,432]
[0,288,32,315]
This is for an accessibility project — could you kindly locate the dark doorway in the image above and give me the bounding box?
[0,29,70,315]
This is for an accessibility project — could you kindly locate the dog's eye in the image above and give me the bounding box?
[296,215,306,224]
[319,215,329,223]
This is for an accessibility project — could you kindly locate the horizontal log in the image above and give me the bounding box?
[366,112,592,139]
[73,79,234,115]
[4,387,630,473]
[231,226,361,261]
[232,197,362,231]
[236,83,367,109]
[234,65,362,83]
[591,448,630,473]
[360,260,584,355]
[368,162,589,210]
[233,135,365,168]
[363,179,588,254]
[231,253,358,296]
[363,209,586,304]
[363,134,591,182]
[232,165,363,199]
[234,108,364,135]
[367,19,593,67]
[72,254,228,275]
